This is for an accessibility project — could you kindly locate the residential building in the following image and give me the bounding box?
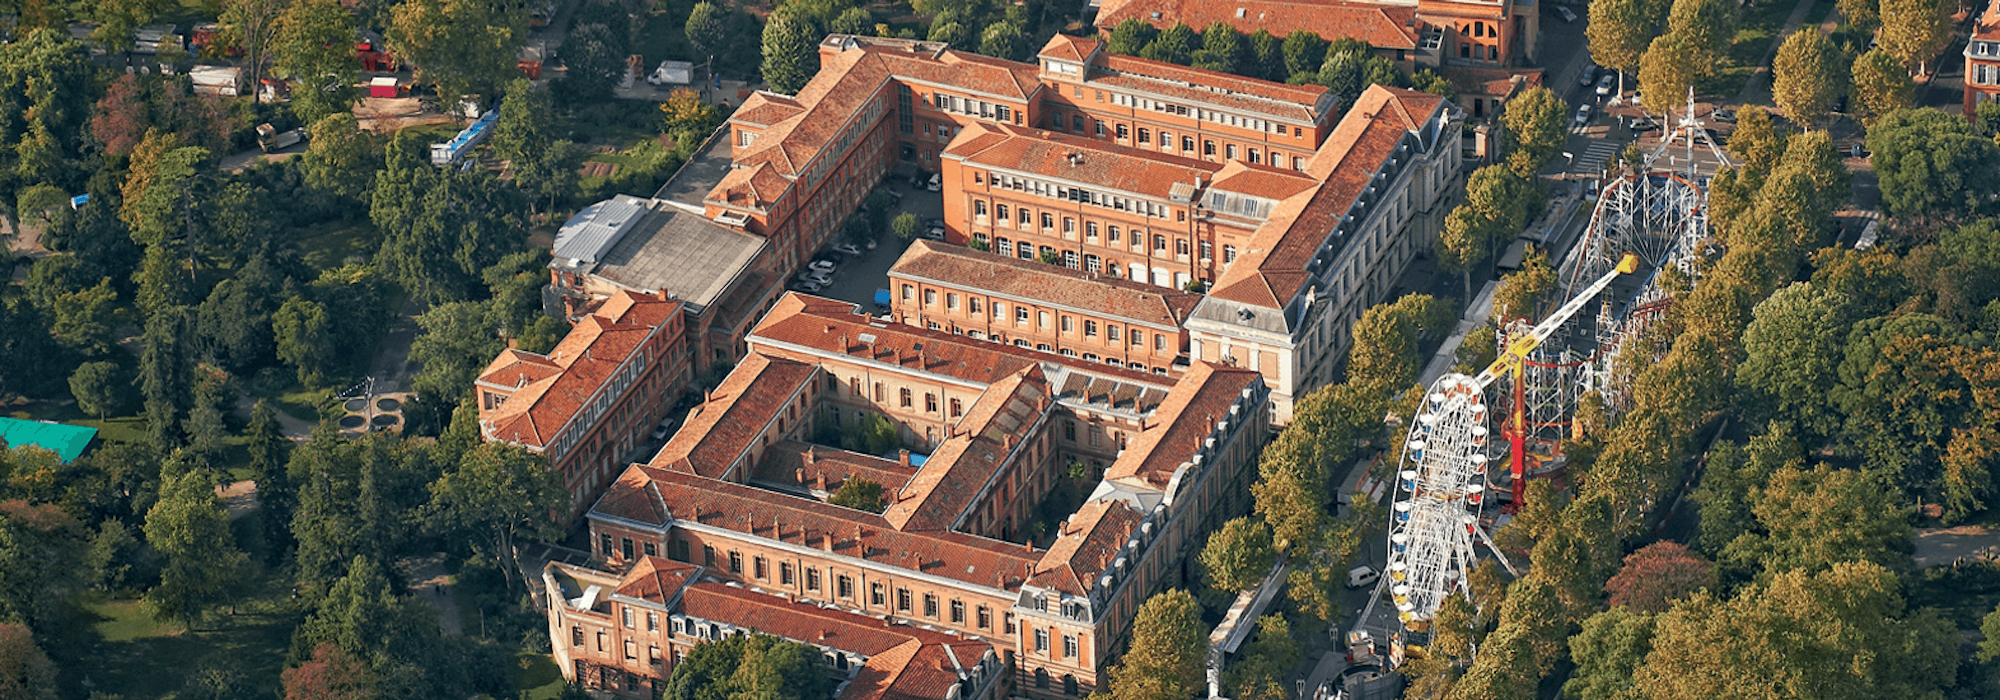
[886,241,1201,374]
[1185,86,1462,421]
[476,290,690,516]
[545,556,1008,700]
[546,194,777,373]
[563,293,1273,698]
[1968,0,2000,116]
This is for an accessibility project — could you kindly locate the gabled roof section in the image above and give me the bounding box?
[1207,86,1444,310]
[1037,34,1100,63]
[889,241,1203,328]
[478,291,682,449]
[1028,499,1144,596]
[753,440,920,497]
[731,92,806,126]
[1104,362,1264,489]
[1092,53,1331,123]
[650,352,818,479]
[881,366,1051,532]
[615,556,699,602]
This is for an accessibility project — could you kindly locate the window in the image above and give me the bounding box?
[625,640,637,660]
[1064,635,1078,658]
[998,238,1014,256]
[597,631,607,652]
[1226,144,1237,159]
[902,284,915,300]
[1116,124,1129,139]
[1086,221,1098,240]
[871,583,886,606]
[807,567,822,591]
[621,537,634,560]
[1063,250,1078,268]
[1108,325,1120,341]
[1084,320,1098,337]
[1132,330,1145,347]
[897,588,912,611]
[1064,674,1080,696]
[951,600,966,623]
[1248,148,1260,164]
[572,627,584,647]
[600,534,613,556]
[1095,120,1106,136]
[1085,254,1102,273]
[780,562,794,585]
[1224,245,1237,263]
[946,293,958,310]
[702,545,715,566]
[1036,669,1050,690]
[900,388,913,408]
[623,608,635,628]
[1138,127,1150,143]
[1201,241,1213,261]
[728,551,742,573]
[650,644,662,665]
[1072,115,1085,131]
[1156,334,1168,351]
[838,574,853,598]
[1041,212,1054,229]
[1108,225,1121,243]
[974,200,987,218]
[754,556,766,579]
[647,613,659,631]
[1204,140,1216,156]
[924,594,939,617]
[969,298,981,315]
[1065,421,1077,441]
[1019,242,1035,260]
[924,289,936,306]
[1038,311,1050,328]
[1153,235,1167,251]
[1017,307,1030,324]
[950,398,963,417]
[977,606,991,628]
[1181,136,1194,151]
[1035,629,1049,652]
[997,204,1009,221]
[1177,239,1190,256]
[926,393,938,413]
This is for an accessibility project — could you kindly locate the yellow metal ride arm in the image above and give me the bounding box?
[1471,253,1640,390]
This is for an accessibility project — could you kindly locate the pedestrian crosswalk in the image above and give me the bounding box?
[1569,140,1626,175]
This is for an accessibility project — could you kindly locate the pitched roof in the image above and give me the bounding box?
[651,352,819,479]
[478,291,682,449]
[1028,499,1144,595]
[1206,86,1444,310]
[888,241,1203,328]
[1037,34,1100,63]
[0,418,96,464]
[1093,54,1331,123]
[753,440,921,496]
[881,366,1051,532]
[1103,362,1264,489]
[615,556,699,602]
[1095,0,1424,50]
[942,122,1220,200]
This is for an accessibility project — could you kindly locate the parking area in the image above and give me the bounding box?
[803,164,945,311]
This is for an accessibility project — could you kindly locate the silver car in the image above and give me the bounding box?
[1572,103,1593,128]
[1595,73,1617,97]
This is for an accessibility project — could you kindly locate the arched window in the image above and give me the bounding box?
[1064,674,1079,696]
[1035,669,1050,690]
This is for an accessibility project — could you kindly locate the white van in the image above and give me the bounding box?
[1346,565,1380,589]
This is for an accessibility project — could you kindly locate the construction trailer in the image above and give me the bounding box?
[189,65,243,96]
[430,107,500,166]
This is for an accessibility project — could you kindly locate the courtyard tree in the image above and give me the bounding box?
[1108,590,1206,700]
[1192,22,1244,74]
[145,471,249,626]
[828,477,887,513]
[664,633,837,700]
[979,21,1029,61]
[1772,29,1848,128]
[1142,22,1198,65]
[1281,30,1328,82]
[1106,18,1159,56]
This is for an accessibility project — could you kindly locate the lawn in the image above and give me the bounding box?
[1707,0,1834,97]
[293,221,383,272]
[80,577,302,699]
[516,651,569,699]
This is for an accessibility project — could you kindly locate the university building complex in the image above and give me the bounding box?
[495,28,1466,700]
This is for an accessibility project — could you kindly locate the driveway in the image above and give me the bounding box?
[812,165,945,310]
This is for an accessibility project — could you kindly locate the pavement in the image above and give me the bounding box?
[400,552,466,635]
[810,164,946,311]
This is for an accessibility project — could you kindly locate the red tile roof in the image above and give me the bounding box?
[1095,0,1424,51]
[1207,86,1444,308]
[943,122,1220,201]
[1104,362,1263,488]
[615,555,699,602]
[1028,499,1144,595]
[882,366,1050,532]
[1204,160,1323,202]
[1980,0,2000,39]
[593,465,1044,589]
[1037,34,1100,63]
[754,440,921,496]
[651,352,818,479]
[889,241,1204,328]
[1093,54,1332,122]
[477,291,681,449]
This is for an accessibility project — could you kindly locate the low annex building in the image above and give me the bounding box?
[476,290,689,516]
[549,293,1273,699]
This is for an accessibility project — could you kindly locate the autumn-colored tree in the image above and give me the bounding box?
[1199,517,1277,592]
[1603,541,1717,612]
[1490,246,1554,322]
[282,643,378,700]
[1850,49,1916,127]
[0,624,55,700]
[1771,29,1848,127]
[1108,590,1206,700]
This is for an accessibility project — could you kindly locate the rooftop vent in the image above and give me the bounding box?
[1235,7,1246,17]
[1150,10,1162,18]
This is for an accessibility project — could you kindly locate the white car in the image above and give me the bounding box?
[1594,73,1617,97]
[925,173,942,192]
[1555,6,1577,22]
[808,259,837,274]
[1572,103,1593,128]
[923,225,946,240]
[797,270,833,286]
[1346,565,1380,589]
[833,243,863,256]
[650,417,677,440]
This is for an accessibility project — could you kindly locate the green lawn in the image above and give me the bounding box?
[80,582,302,699]
[1707,0,1833,97]
[516,651,569,699]
[293,222,384,272]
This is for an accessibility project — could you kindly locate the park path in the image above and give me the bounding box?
[401,552,467,635]
[1736,0,1833,106]
[1916,525,2000,568]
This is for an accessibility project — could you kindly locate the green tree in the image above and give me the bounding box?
[384,0,525,106]
[663,633,837,700]
[1192,22,1244,73]
[1736,283,1851,440]
[218,0,287,105]
[557,20,626,102]
[424,443,568,592]
[1638,32,1703,107]
[371,134,527,303]
[274,296,333,388]
[927,21,969,47]
[761,9,818,96]
[1142,22,1198,65]
[830,6,873,36]
[1879,0,1948,73]
[49,277,117,354]
[1281,30,1328,82]
[1726,106,1789,174]
[979,21,1028,61]
[409,301,506,408]
[275,0,361,124]
[1726,464,1912,577]
[1666,0,1739,61]
[1108,590,1205,700]
[1588,0,1654,84]
[1866,107,2000,221]
[145,470,249,626]
[685,1,729,62]
[1246,29,1283,82]
[291,555,441,674]
[1106,18,1159,56]
[301,113,380,204]
[0,29,94,233]
[891,212,921,241]
[1348,293,1449,392]
[827,477,887,513]
[1411,69,1455,98]
[1491,246,1554,322]
[1500,86,1567,175]
[1838,0,1880,35]
[1564,607,1656,700]
[1222,615,1301,700]
[288,431,435,588]
[1199,516,1277,592]
[139,306,192,449]
[69,361,128,419]
[1772,29,1848,128]
[126,146,213,250]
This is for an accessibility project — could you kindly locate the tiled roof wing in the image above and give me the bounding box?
[478,292,681,448]
[1028,499,1144,595]
[889,241,1204,327]
[945,123,1220,200]
[1104,362,1264,488]
[651,353,818,478]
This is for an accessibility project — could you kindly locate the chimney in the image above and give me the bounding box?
[813,472,827,492]
[796,467,806,483]
[656,289,671,302]
[804,447,817,465]
[899,449,912,466]
[1195,175,1203,189]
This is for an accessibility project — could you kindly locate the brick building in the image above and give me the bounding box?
[886,241,1201,374]
[550,293,1273,698]
[1093,0,1540,69]
[476,290,690,516]
[1968,0,2000,116]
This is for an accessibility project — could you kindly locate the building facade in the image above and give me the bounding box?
[564,293,1273,699]
[887,241,1201,375]
[1968,0,2000,116]
[477,290,690,516]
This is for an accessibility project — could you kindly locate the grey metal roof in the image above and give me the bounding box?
[552,197,648,265]
[551,197,767,313]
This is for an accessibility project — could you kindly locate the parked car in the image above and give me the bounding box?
[789,280,823,293]
[1630,117,1660,133]
[833,242,862,256]
[1594,73,1617,97]
[1711,108,1736,123]
[797,270,832,286]
[1572,103,1593,128]
[922,225,946,240]
[808,259,837,274]
[925,173,942,192]
[650,416,679,440]
[1579,63,1598,87]
[923,218,946,229]
[1555,5,1577,22]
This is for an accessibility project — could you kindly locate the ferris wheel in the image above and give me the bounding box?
[1384,374,1505,630]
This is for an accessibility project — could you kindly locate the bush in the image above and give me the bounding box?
[891,212,920,241]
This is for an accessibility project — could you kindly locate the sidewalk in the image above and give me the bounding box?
[402,552,466,635]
